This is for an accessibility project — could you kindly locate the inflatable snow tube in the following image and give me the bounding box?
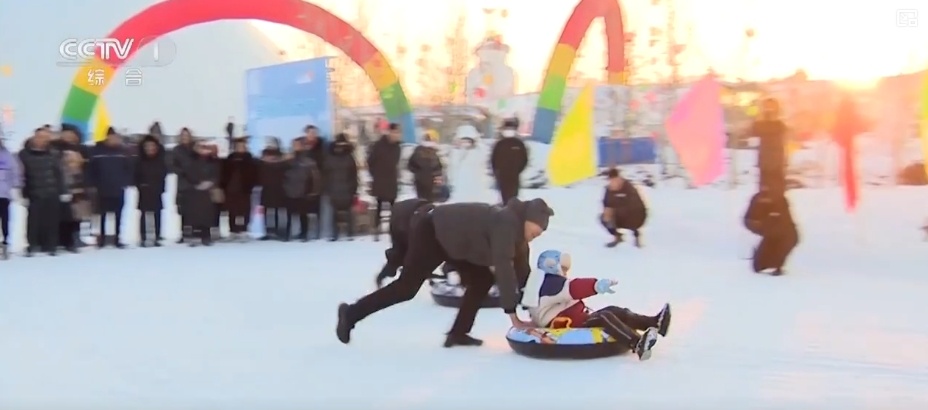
[506,324,631,359]
[429,269,500,308]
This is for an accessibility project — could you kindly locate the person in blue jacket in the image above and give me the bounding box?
[88,127,132,248]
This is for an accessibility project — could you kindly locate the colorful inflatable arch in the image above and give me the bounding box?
[531,0,626,144]
[59,0,416,144]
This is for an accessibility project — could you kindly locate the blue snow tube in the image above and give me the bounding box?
[429,264,500,308]
[506,322,631,359]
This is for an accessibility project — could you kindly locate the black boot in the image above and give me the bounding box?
[443,333,484,348]
[606,232,623,248]
[655,303,671,337]
[634,328,659,361]
[336,303,355,344]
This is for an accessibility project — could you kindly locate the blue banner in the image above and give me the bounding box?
[245,57,334,153]
[245,58,336,237]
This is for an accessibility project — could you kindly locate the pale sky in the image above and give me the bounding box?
[254,0,928,95]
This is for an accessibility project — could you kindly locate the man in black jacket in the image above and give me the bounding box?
[88,127,132,248]
[366,123,402,240]
[600,169,647,247]
[374,197,433,288]
[338,197,553,347]
[490,118,528,204]
[171,128,195,242]
[20,127,68,256]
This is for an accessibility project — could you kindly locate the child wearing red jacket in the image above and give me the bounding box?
[521,250,671,360]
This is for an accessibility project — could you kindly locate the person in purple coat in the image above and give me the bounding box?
[0,138,22,253]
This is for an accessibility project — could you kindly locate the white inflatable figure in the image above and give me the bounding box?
[465,36,516,112]
[448,125,491,203]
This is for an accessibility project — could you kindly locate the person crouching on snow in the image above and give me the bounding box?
[743,185,798,275]
[521,250,670,361]
[600,168,647,248]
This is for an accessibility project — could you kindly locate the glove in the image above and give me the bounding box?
[594,278,617,294]
[196,181,214,190]
[59,194,73,202]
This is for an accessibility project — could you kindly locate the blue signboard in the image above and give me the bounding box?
[245,57,334,153]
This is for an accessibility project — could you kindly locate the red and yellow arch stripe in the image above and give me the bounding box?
[531,0,626,144]
[59,0,416,143]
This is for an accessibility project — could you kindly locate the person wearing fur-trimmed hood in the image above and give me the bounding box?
[134,134,168,246]
[448,126,490,203]
[324,133,359,241]
[407,131,444,202]
[490,117,528,204]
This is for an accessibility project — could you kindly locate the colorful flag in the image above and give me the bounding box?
[547,84,596,186]
[832,95,864,212]
[664,74,726,186]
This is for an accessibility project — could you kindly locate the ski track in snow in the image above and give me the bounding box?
[2,183,928,409]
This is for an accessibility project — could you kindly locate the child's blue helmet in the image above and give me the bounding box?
[537,250,563,274]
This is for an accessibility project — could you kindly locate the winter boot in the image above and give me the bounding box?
[770,268,785,276]
[634,328,659,361]
[606,232,623,248]
[655,303,671,337]
[443,333,484,348]
[0,243,7,260]
[336,303,355,344]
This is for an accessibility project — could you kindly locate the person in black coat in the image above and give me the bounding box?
[88,127,132,248]
[338,197,553,348]
[374,198,433,288]
[325,133,359,241]
[170,128,195,242]
[134,135,168,247]
[19,128,68,256]
[257,138,287,240]
[179,142,220,246]
[751,98,788,194]
[744,186,799,275]
[221,137,258,241]
[283,138,322,241]
[490,118,529,204]
[366,123,402,240]
[303,126,327,218]
[55,124,91,162]
[407,133,443,202]
[600,168,647,248]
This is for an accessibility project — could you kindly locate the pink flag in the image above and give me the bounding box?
[664,75,726,186]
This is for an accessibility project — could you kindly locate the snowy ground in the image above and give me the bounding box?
[2,183,928,409]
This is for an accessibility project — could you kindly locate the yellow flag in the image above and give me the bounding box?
[93,98,111,143]
[547,84,596,186]
[920,70,928,178]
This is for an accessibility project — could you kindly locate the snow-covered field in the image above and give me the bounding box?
[2,182,927,409]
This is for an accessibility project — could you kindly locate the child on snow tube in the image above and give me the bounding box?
[520,250,672,361]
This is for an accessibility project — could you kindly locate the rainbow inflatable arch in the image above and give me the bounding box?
[59,0,627,146]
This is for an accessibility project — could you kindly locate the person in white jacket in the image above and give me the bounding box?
[447,126,491,203]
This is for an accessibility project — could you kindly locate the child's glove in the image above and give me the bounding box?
[594,279,617,294]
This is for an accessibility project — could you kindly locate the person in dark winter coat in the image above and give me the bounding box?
[283,138,322,241]
[88,127,132,248]
[170,128,195,242]
[179,142,220,245]
[751,98,788,194]
[744,186,799,275]
[490,118,529,204]
[337,197,554,348]
[19,128,68,255]
[407,132,443,202]
[325,133,359,241]
[258,138,287,240]
[54,124,91,161]
[221,138,258,240]
[134,135,168,246]
[600,168,647,248]
[303,126,327,215]
[366,123,402,239]
[374,198,433,288]
[60,150,91,252]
